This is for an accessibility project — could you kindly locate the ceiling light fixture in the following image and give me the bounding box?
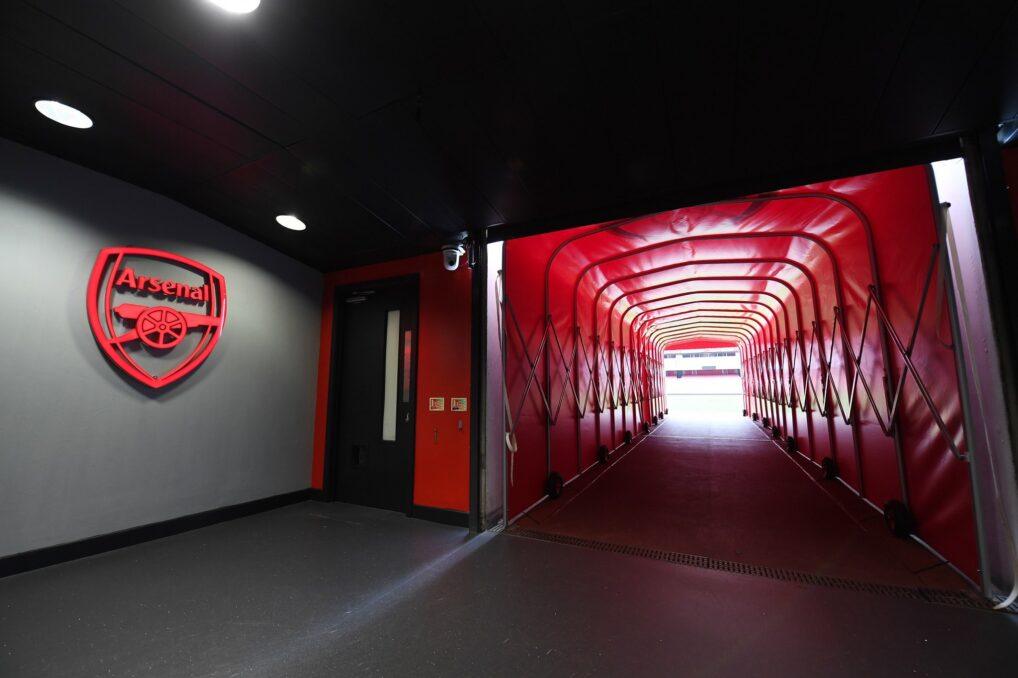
[206,0,261,13]
[276,215,306,231]
[34,100,93,129]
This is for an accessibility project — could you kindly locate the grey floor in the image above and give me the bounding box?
[2,501,1017,677]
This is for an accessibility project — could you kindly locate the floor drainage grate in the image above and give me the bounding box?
[507,528,1017,614]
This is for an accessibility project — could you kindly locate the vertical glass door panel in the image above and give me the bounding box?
[382,309,400,441]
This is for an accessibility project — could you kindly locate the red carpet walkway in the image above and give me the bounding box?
[513,399,971,591]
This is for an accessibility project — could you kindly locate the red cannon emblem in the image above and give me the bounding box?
[86,247,227,388]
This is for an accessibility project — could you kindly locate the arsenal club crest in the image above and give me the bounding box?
[86,247,227,388]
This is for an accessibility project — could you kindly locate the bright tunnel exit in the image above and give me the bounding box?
[663,344,743,419]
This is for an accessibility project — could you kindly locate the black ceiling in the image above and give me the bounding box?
[2,0,1017,271]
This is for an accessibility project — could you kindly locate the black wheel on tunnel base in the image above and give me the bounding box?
[884,500,916,539]
[546,472,564,499]
[642,422,650,434]
[762,416,770,427]
[742,409,748,417]
[623,430,633,444]
[652,415,658,425]
[820,457,839,480]
[659,411,664,419]
[771,425,781,438]
[597,444,609,464]
[786,436,798,453]
[665,408,669,415]
[752,413,759,421]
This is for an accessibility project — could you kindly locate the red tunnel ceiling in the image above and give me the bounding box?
[665,340,737,350]
[502,164,977,582]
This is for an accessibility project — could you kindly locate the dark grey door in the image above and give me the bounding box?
[329,277,418,513]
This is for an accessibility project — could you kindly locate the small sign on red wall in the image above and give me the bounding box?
[429,397,445,411]
[86,247,227,389]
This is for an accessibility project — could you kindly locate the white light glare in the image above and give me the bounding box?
[206,0,261,14]
[34,100,93,129]
[276,215,307,231]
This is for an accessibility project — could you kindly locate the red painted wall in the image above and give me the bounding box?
[311,254,472,512]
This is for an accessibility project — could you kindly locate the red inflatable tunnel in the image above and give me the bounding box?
[498,165,977,582]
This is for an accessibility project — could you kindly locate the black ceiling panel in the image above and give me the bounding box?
[804,1,920,157]
[26,0,312,145]
[729,3,830,176]
[1,0,1016,270]
[0,38,248,191]
[935,2,1018,133]
[564,2,676,198]
[873,0,1015,141]
[284,137,437,243]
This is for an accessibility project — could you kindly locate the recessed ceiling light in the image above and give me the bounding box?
[34,100,93,129]
[276,215,306,231]
[206,0,261,13]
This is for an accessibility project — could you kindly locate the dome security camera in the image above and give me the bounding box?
[441,243,466,271]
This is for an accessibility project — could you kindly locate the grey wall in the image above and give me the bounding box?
[0,139,322,558]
